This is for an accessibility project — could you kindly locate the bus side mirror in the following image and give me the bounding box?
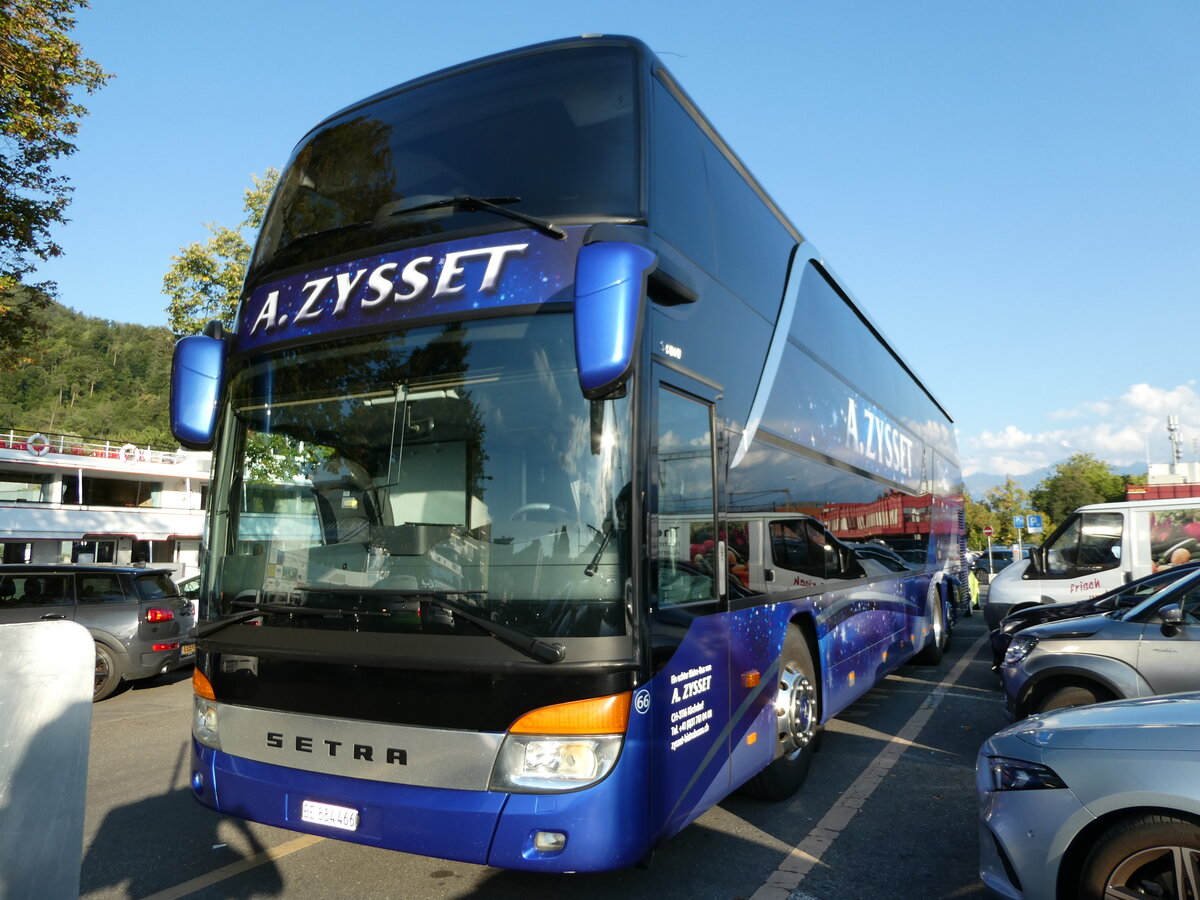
[573,241,657,399]
[170,329,229,449]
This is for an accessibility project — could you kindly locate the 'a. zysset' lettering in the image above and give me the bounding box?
[249,242,529,335]
[844,396,915,480]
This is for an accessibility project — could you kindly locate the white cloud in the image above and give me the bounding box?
[960,383,1200,477]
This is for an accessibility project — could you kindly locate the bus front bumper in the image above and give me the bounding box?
[192,741,650,872]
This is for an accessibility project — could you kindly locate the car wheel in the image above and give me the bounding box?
[739,627,820,800]
[1079,814,1200,900]
[93,643,123,702]
[1035,683,1112,715]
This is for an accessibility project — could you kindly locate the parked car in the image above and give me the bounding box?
[0,564,195,700]
[176,573,201,601]
[845,542,914,573]
[894,548,928,567]
[999,567,1200,719]
[973,546,1029,589]
[978,692,1200,900]
[989,561,1200,668]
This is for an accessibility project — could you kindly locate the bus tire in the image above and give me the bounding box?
[913,589,947,666]
[740,627,819,801]
[93,643,124,702]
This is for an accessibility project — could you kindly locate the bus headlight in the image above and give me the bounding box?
[490,734,622,792]
[193,695,221,750]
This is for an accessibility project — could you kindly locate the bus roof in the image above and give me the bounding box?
[294,34,951,423]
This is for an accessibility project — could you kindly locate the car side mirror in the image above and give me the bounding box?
[1026,546,1045,576]
[1159,602,1185,634]
[840,547,864,579]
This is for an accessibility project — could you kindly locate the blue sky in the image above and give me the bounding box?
[37,0,1200,481]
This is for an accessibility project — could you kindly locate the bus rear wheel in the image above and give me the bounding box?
[741,627,819,801]
[914,589,947,666]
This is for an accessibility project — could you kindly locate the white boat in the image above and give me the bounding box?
[0,428,209,579]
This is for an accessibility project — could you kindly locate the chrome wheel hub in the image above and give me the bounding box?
[775,663,816,759]
[1107,845,1200,899]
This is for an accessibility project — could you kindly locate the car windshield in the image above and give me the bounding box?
[205,314,632,645]
[133,573,181,602]
[251,44,639,282]
[1115,567,1200,620]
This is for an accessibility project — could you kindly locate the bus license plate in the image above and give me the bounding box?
[301,800,360,832]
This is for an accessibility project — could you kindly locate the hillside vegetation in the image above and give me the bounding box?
[0,302,175,446]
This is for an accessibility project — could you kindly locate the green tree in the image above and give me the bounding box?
[982,478,1031,545]
[963,490,1001,550]
[0,0,110,361]
[1029,452,1127,524]
[162,169,278,335]
[0,300,175,444]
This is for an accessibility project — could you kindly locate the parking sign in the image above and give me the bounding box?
[1026,514,1044,534]
[1013,515,1025,530]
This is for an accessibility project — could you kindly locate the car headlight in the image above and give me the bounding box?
[490,734,623,792]
[1003,634,1039,667]
[988,757,1066,791]
[193,695,221,749]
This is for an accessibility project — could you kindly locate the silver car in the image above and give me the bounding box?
[977,692,1200,900]
[0,564,196,700]
[1000,567,1200,719]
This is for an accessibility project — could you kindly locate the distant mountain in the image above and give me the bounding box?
[965,465,1146,498]
[964,468,1051,497]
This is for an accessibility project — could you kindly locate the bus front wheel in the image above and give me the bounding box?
[741,627,820,801]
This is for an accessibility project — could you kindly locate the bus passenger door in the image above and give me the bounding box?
[648,383,732,837]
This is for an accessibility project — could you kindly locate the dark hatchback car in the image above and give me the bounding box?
[988,561,1200,669]
[972,547,1029,584]
[0,565,196,700]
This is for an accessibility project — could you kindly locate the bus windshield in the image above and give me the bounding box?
[252,44,640,281]
[207,314,632,644]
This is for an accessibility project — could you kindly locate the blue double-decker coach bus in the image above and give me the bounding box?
[172,35,966,872]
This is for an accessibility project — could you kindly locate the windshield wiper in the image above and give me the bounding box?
[585,518,614,577]
[263,221,378,271]
[380,589,566,664]
[387,195,566,241]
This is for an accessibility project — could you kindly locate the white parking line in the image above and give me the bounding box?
[750,631,990,900]
[138,833,325,900]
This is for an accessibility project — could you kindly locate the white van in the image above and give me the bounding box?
[984,497,1200,628]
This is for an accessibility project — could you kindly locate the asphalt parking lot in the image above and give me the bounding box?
[73,607,1007,900]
